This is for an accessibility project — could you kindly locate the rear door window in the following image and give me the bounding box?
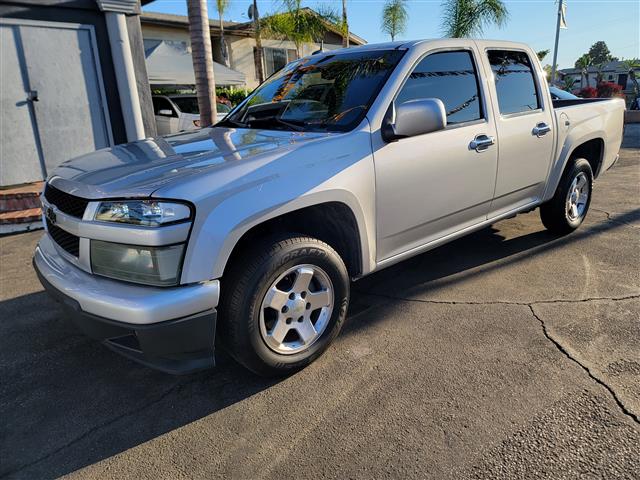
[487,50,540,115]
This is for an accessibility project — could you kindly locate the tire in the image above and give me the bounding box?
[218,234,350,377]
[540,158,593,235]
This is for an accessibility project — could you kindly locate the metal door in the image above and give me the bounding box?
[0,19,112,186]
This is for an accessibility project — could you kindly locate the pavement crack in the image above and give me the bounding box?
[352,290,640,425]
[353,290,639,309]
[527,304,639,426]
[591,207,639,229]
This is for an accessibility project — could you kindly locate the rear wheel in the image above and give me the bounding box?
[540,158,593,235]
[219,235,349,377]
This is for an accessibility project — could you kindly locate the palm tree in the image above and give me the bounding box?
[620,58,640,96]
[575,54,592,88]
[262,1,339,58]
[187,0,217,125]
[595,62,606,85]
[441,0,508,38]
[216,0,229,66]
[342,0,349,48]
[381,0,408,41]
[562,77,577,93]
[251,0,265,83]
[537,49,550,62]
[543,64,557,82]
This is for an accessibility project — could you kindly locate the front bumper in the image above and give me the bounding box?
[33,234,219,374]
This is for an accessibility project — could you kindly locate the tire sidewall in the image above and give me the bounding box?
[562,158,593,229]
[241,240,349,373]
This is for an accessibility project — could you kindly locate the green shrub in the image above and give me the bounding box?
[216,87,250,106]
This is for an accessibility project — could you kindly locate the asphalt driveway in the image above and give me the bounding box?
[1,126,639,479]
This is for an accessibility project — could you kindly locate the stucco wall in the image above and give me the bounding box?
[227,35,341,89]
[141,23,344,90]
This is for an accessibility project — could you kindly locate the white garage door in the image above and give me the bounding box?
[0,19,113,186]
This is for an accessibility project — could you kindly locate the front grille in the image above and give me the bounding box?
[46,219,80,257]
[44,184,89,218]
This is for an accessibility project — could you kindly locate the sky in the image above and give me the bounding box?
[143,0,640,69]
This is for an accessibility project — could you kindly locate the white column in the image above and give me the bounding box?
[104,11,145,142]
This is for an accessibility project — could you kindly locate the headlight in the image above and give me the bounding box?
[94,200,191,227]
[91,240,184,286]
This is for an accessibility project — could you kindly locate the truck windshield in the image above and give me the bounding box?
[220,49,405,133]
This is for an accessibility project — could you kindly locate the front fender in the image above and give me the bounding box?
[179,128,377,284]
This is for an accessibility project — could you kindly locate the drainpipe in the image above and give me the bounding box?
[97,0,145,142]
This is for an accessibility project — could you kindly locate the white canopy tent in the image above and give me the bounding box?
[144,40,246,86]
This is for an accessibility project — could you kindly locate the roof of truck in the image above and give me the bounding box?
[316,38,531,56]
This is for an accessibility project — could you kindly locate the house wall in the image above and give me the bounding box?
[226,35,342,89]
[142,23,191,44]
[141,22,347,90]
[564,71,638,91]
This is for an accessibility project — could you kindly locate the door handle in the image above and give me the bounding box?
[532,122,551,137]
[469,134,495,152]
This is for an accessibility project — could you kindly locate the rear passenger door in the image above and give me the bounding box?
[479,47,555,216]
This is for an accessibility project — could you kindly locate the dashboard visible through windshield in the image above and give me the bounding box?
[220,49,405,133]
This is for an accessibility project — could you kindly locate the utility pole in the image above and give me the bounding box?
[550,0,563,85]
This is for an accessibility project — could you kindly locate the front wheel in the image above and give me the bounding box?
[540,158,593,235]
[219,235,349,377]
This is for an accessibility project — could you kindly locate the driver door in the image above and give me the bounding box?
[374,49,499,261]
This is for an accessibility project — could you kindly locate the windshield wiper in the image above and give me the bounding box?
[217,118,249,128]
[246,117,307,132]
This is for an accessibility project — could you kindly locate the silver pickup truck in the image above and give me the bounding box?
[34,39,625,376]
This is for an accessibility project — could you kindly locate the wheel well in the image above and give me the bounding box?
[226,202,363,278]
[570,138,604,178]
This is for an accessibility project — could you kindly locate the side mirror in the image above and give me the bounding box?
[382,98,447,142]
[158,109,174,117]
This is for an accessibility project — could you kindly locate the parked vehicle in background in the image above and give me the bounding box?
[549,86,578,100]
[35,40,625,377]
[152,95,231,135]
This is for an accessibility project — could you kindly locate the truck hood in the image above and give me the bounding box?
[48,127,332,200]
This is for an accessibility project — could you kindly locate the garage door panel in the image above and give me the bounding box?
[0,24,43,186]
[20,24,111,174]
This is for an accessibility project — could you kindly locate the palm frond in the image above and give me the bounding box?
[441,0,508,38]
[261,5,339,52]
[216,0,229,16]
[381,0,408,41]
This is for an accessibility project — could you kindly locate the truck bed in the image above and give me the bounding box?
[552,97,618,109]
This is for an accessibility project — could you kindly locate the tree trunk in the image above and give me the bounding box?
[342,0,349,48]
[187,0,217,126]
[219,14,227,67]
[253,0,265,83]
[630,69,639,96]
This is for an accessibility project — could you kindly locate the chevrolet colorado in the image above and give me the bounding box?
[34,39,625,376]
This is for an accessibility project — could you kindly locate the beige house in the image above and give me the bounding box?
[141,11,367,90]
[559,61,639,94]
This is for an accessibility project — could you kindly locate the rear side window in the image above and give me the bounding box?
[396,50,483,125]
[488,50,540,115]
